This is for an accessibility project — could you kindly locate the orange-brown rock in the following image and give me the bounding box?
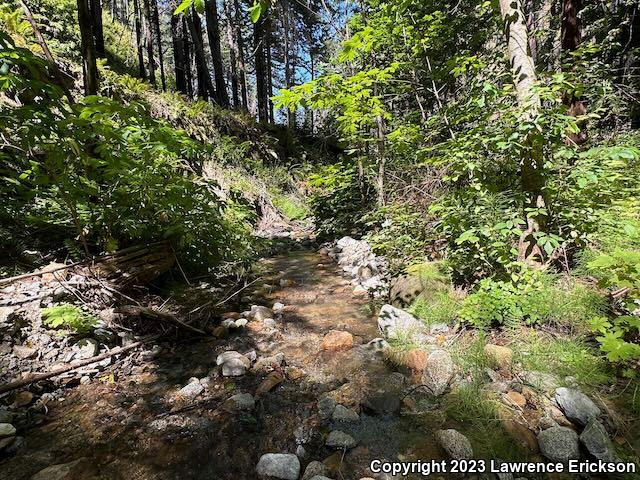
[505,390,527,409]
[403,349,429,371]
[321,330,354,351]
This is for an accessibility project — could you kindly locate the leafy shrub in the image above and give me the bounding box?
[307,163,369,238]
[42,304,97,334]
[459,268,605,330]
[587,250,640,372]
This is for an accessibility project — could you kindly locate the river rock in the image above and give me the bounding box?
[251,306,273,322]
[537,426,580,463]
[361,391,400,415]
[435,429,473,460]
[321,330,353,351]
[216,351,251,376]
[256,453,300,480]
[30,457,96,480]
[0,411,14,424]
[332,404,359,423]
[73,338,99,359]
[422,350,454,396]
[0,423,16,437]
[580,419,617,463]
[254,352,285,372]
[484,344,513,370]
[13,345,37,359]
[523,371,559,392]
[377,304,426,341]
[318,396,337,420]
[326,430,357,449]
[555,387,601,426]
[226,393,255,411]
[302,461,328,480]
[178,379,204,400]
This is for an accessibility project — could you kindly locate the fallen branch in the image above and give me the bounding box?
[115,305,206,335]
[0,339,149,395]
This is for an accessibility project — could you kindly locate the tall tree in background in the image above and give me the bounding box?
[183,16,194,98]
[561,0,586,144]
[89,0,105,57]
[77,0,99,95]
[232,0,248,110]
[171,0,187,94]
[205,0,229,106]
[186,8,215,100]
[151,0,166,90]
[282,0,294,128]
[133,0,146,79]
[498,0,546,263]
[142,0,156,86]
[223,0,240,109]
[254,5,269,122]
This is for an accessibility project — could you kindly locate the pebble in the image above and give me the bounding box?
[435,429,473,460]
[332,404,359,423]
[226,393,255,411]
[216,351,251,377]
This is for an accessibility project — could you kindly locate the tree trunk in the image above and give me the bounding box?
[183,16,193,98]
[204,0,229,107]
[142,0,156,86]
[77,0,99,95]
[186,8,215,101]
[283,0,294,128]
[151,0,166,90]
[561,0,587,144]
[499,0,546,263]
[232,0,248,111]
[89,0,105,58]
[375,114,387,206]
[223,0,239,109]
[133,0,146,79]
[170,1,187,94]
[266,16,274,123]
[254,10,269,122]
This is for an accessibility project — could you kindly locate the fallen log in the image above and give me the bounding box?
[115,305,206,335]
[0,340,148,395]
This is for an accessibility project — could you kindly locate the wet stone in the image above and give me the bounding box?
[361,391,400,415]
[326,430,357,449]
[332,404,359,423]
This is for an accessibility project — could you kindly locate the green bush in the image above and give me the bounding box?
[459,268,606,330]
[42,304,97,334]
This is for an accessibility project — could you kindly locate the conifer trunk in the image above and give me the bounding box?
[170,0,187,94]
[204,0,229,107]
[77,0,99,95]
[142,0,156,86]
[151,0,166,91]
[89,0,105,58]
[186,8,215,101]
[133,0,146,79]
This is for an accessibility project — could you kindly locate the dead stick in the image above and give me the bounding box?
[0,340,150,395]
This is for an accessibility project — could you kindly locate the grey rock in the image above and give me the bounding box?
[361,391,400,415]
[302,461,328,480]
[13,345,37,359]
[309,477,333,480]
[0,411,14,424]
[430,323,450,335]
[332,405,359,423]
[216,351,251,377]
[254,352,285,372]
[523,371,559,392]
[227,393,255,411]
[317,396,337,420]
[580,419,618,463]
[0,423,16,437]
[93,328,117,345]
[326,430,357,449]
[555,387,601,426]
[422,350,455,396]
[295,444,306,459]
[30,458,95,480]
[178,379,204,400]
[377,304,425,340]
[73,338,99,359]
[251,305,273,322]
[256,453,300,480]
[537,426,580,463]
[435,429,473,460]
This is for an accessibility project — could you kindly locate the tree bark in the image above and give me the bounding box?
[204,0,229,107]
[254,10,269,122]
[151,0,166,90]
[223,0,240,109]
[283,0,294,128]
[232,0,249,111]
[183,16,193,98]
[142,0,156,86]
[561,0,587,144]
[499,0,546,263]
[186,8,215,101]
[133,0,146,79]
[266,16,274,123]
[170,1,187,94]
[89,0,105,58]
[77,0,99,95]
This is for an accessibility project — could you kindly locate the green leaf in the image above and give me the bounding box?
[173,0,193,15]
